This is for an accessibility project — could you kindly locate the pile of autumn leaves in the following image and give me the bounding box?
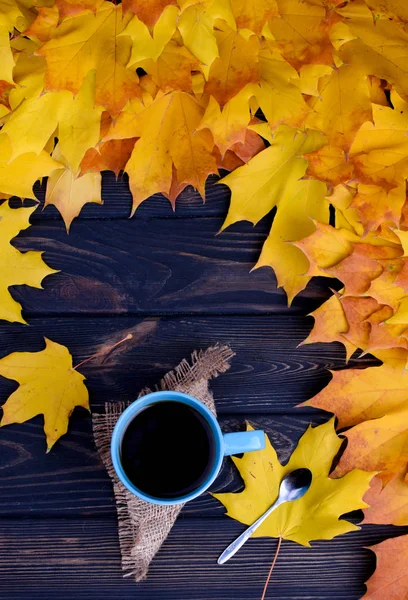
[2,0,408,595]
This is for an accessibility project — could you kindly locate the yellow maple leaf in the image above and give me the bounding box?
[301,293,349,346]
[257,177,328,303]
[385,296,408,325]
[46,169,102,232]
[214,420,374,545]
[58,71,103,175]
[4,68,101,173]
[45,144,102,231]
[0,337,89,450]
[328,184,363,236]
[102,95,147,142]
[367,75,389,108]
[256,40,310,130]
[198,85,256,157]
[338,1,408,99]
[221,126,326,228]
[121,5,179,67]
[0,201,57,323]
[138,40,200,93]
[1,89,71,160]
[0,24,14,84]
[293,64,332,97]
[350,91,408,188]
[204,24,260,105]
[231,0,279,34]
[221,126,328,302]
[0,133,61,198]
[268,0,336,70]
[305,64,372,152]
[38,2,140,116]
[365,0,408,23]
[394,230,408,257]
[124,91,217,211]
[295,223,356,275]
[177,0,236,71]
[8,40,46,110]
[0,0,29,31]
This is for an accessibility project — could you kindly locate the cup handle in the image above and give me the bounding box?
[223,430,265,456]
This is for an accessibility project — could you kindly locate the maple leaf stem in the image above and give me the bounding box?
[72,333,133,371]
[260,536,282,600]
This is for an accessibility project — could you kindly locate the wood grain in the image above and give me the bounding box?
[25,172,230,220]
[2,517,407,600]
[12,216,338,317]
[0,413,331,517]
[0,316,378,414]
[1,176,391,600]
[0,313,377,518]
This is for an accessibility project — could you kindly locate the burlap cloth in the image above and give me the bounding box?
[92,345,234,581]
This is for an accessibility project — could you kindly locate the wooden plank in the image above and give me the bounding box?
[13,216,338,316]
[2,517,406,599]
[0,316,377,515]
[26,172,230,220]
[0,316,377,415]
[0,413,331,517]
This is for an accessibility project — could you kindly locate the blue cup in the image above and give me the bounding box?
[111,391,265,505]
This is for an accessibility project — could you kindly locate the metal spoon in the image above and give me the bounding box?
[217,468,312,565]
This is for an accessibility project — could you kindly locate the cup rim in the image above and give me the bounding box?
[110,391,224,505]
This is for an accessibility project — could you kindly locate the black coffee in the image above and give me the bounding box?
[121,401,216,499]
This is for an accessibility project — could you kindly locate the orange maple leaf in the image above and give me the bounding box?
[122,0,177,28]
[122,91,217,211]
[38,3,141,116]
[302,364,408,483]
[204,24,260,105]
[363,534,408,599]
[364,470,408,526]
[80,138,138,177]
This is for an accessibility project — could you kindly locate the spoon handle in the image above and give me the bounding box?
[217,497,285,565]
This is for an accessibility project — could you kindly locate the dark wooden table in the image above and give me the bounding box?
[1,175,405,600]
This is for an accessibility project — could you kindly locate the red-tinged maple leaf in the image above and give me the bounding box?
[363,535,408,599]
[303,364,408,483]
[37,3,141,117]
[268,1,340,71]
[204,24,260,106]
[364,471,408,526]
[122,0,177,28]
[305,146,354,187]
[80,138,138,177]
[123,91,217,212]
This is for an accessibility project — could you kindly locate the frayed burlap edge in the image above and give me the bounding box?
[92,344,234,581]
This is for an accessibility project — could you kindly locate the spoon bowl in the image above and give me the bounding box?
[217,468,312,565]
[280,468,313,502]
